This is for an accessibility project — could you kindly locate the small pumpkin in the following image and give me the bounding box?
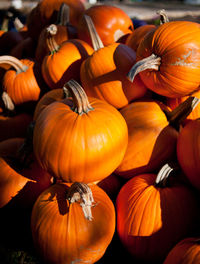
[31,182,116,264]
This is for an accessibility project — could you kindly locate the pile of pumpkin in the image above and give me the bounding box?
[1,0,200,263]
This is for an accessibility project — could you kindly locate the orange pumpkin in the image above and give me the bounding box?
[33,80,128,183]
[80,15,147,109]
[0,56,41,109]
[31,182,115,264]
[164,237,200,264]
[41,25,94,89]
[35,4,77,63]
[77,4,133,47]
[127,21,200,98]
[116,164,200,263]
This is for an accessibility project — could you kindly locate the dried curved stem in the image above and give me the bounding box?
[0,55,28,73]
[66,182,95,221]
[155,163,173,187]
[46,24,60,53]
[14,17,24,31]
[157,9,169,24]
[64,79,94,115]
[127,53,161,82]
[84,15,104,51]
[2,91,15,111]
[57,3,70,26]
[166,96,200,129]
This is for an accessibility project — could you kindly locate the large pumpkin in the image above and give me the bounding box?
[116,164,200,263]
[33,80,128,183]
[127,21,200,98]
[31,182,116,264]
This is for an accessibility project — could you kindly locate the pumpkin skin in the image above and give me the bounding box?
[116,172,199,263]
[135,21,200,98]
[42,39,94,89]
[26,0,85,41]
[115,100,178,178]
[33,88,65,121]
[0,138,52,208]
[77,5,133,47]
[177,119,200,190]
[33,86,128,183]
[164,238,200,264]
[80,43,147,109]
[125,24,156,52]
[31,182,116,264]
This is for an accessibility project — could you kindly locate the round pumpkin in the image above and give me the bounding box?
[127,21,200,98]
[31,182,116,264]
[33,80,128,183]
[116,164,200,263]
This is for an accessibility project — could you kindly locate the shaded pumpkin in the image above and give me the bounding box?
[33,80,128,183]
[164,237,200,264]
[177,118,200,191]
[0,137,52,208]
[116,164,200,263]
[31,182,115,264]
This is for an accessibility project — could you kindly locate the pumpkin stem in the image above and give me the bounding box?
[0,55,28,73]
[155,163,179,187]
[84,15,104,51]
[14,17,24,31]
[157,9,169,24]
[64,79,94,115]
[2,91,15,111]
[166,96,200,128]
[46,24,60,54]
[127,53,161,82]
[66,182,95,221]
[56,3,70,26]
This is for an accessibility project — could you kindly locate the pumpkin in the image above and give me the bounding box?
[177,118,200,190]
[80,15,147,109]
[115,96,199,178]
[33,80,128,183]
[10,37,36,60]
[35,3,77,63]
[116,164,200,263]
[31,182,116,264]
[164,237,200,264]
[77,4,133,47]
[26,0,85,41]
[0,56,41,110]
[41,24,94,89]
[127,21,200,98]
[0,137,52,208]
